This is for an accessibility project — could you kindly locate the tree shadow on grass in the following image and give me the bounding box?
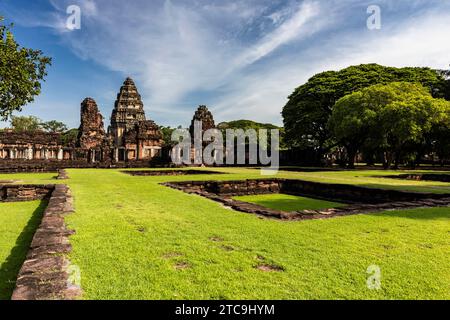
[0,200,47,300]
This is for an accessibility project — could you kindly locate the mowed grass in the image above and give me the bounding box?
[0,200,46,300]
[233,194,345,211]
[56,168,449,300]
[0,168,448,299]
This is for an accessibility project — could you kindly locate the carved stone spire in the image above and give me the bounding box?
[110,77,146,131]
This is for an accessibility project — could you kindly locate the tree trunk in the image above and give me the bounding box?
[393,152,401,170]
[383,152,391,170]
[347,147,357,169]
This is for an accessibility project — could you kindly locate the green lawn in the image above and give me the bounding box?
[0,200,46,300]
[233,194,345,211]
[0,168,449,300]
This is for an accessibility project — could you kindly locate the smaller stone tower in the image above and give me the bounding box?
[77,98,105,149]
[77,98,109,163]
[188,105,216,164]
[189,105,216,137]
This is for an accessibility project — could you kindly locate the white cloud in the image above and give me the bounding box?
[3,0,450,128]
[233,1,321,68]
[36,0,326,125]
[213,6,450,125]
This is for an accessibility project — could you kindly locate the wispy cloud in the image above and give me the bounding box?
[213,3,450,124]
[19,0,327,125]
[233,1,321,68]
[2,0,450,127]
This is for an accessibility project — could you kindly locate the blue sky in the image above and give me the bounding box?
[1,0,450,129]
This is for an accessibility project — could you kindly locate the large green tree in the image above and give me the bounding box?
[61,128,79,146]
[10,115,42,132]
[0,17,51,120]
[41,120,68,133]
[329,82,450,168]
[282,64,448,162]
[217,120,285,151]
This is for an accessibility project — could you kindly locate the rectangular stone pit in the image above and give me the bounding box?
[163,178,450,220]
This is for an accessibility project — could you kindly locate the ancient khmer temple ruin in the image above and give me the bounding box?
[189,105,217,162]
[77,97,110,163]
[108,77,163,162]
[0,77,218,170]
[0,131,70,160]
[0,78,165,169]
[0,78,223,171]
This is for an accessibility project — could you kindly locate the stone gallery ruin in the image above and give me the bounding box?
[0,78,217,171]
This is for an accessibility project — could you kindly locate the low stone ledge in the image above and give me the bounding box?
[56,169,69,180]
[217,194,450,221]
[0,184,54,202]
[11,184,81,300]
[379,173,450,183]
[164,178,450,203]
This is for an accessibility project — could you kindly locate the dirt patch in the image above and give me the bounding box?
[418,243,434,249]
[220,245,235,252]
[256,264,285,272]
[209,236,224,242]
[163,252,184,259]
[174,262,191,270]
[136,226,147,233]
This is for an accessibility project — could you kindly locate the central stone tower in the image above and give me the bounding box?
[110,77,146,136]
[109,77,163,162]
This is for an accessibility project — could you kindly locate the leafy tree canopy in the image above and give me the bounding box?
[329,82,450,168]
[218,120,285,149]
[41,120,68,133]
[10,115,42,132]
[0,17,52,120]
[217,120,281,131]
[159,126,178,147]
[282,64,448,153]
[61,128,79,146]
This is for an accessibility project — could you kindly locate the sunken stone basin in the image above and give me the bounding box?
[162,178,450,220]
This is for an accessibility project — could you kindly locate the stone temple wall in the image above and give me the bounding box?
[0,79,223,171]
[77,98,107,150]
[0,184,54,202]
